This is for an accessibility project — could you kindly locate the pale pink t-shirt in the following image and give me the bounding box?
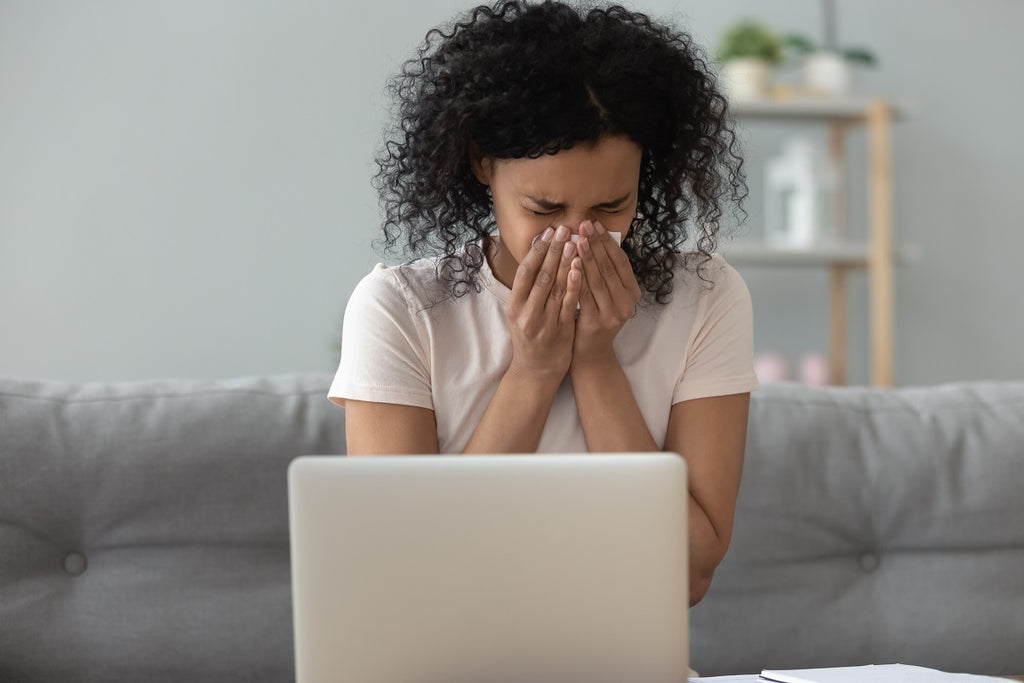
[329,252,758,453]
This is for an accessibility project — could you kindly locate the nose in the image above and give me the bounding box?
[560,214,600,234]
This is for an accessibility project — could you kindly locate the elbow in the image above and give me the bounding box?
[689,566,715,607]
[688,503,737,606]
[688,533,732,606]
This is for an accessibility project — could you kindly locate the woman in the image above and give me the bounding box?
[330,0,757,605]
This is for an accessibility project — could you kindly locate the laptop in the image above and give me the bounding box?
[288,453,689,683]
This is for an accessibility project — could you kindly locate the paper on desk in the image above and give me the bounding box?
[759,664,1008,683]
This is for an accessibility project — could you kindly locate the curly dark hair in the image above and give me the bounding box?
[374,0,747,302]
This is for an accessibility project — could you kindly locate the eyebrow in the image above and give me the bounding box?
[526,193,631,211]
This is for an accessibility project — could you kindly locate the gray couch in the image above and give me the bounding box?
[2,374,1022,681]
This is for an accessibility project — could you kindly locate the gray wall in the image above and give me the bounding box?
[2,0,1021,384]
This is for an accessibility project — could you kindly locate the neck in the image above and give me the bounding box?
[485,235,517,289]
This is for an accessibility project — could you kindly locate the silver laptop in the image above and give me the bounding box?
[288,453,689,683]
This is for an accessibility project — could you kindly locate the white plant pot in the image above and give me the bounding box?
[804,51,853,97]
[721,58,772,101]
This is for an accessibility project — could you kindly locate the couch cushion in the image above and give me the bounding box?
[0,373,345,683]
[691,381,1024,676]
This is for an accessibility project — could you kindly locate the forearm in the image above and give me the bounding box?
[569,356,658,452]
[687,496,729,605]
[463,367,563,454]
[667,394,751,605]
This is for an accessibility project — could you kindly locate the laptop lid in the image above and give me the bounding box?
[288,453,688,683]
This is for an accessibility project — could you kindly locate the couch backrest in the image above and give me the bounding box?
[691,381,1024,677]
[0,374,345,683]
[5,375,1023,680]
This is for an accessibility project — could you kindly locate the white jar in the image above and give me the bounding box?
[804,51,852,97]
[721,58,772,101]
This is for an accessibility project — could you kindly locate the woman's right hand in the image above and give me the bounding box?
[506,224,582,384]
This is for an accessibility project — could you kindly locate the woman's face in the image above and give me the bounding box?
[474,135,643,288]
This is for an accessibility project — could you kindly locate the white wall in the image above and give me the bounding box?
[2,0,1022,384]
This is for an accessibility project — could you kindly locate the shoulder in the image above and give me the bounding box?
[665,253,759,400]
[662,253,751,311]
[348,258,449,315]
[687,252,745,286]
[701,254,750,303]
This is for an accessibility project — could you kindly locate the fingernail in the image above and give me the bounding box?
[554,225,569,241]
[594,221,606,234]
[578,236,590,254]
[562,241,575,259]
[540,227,554,242]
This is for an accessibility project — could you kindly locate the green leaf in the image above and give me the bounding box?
[784,34,817,53]
[716,20,784,65]
[842,47,877,67]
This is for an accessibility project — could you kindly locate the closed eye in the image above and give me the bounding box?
[524,193,631,216]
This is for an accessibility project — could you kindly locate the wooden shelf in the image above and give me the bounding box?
[723,242,917,268]
[730,97,909,122]
[728,98,906,386]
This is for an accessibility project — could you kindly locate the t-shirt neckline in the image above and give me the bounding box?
[478,238,512,305]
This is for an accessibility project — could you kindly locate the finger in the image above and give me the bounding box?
[524,224,572,313]
[509,226,554,306]
[578,266,599,319]
[559,256,583,324]
[547,238,578,316]
[577,274,593,312]
[594,221,640,297]
[575,228,600,318]
[582,221,627,291]
[576,222,614,312]
[580,221,642,318]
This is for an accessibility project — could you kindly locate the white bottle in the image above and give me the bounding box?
[764,137,837,248]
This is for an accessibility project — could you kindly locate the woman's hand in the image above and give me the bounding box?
[506,224,583,383]
[573,220,642,365]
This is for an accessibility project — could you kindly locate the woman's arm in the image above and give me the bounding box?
[343,370,565,456]
[344,400,439,455]
[346,227,582,456]
[569,359,658,452]
[570,219,655,452]
[572,221,751,605]
[463,228,582,453]
[346,389,749,607]
[666,392,749,606]
[571,358,750,606]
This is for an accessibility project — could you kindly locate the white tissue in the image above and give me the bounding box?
[571,231,621,245]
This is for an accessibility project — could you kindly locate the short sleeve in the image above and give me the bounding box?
[328,265,433,409]
[673,258,759,403]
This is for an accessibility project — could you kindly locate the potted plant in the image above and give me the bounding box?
[785,0,877,97]
[715,20,784,101]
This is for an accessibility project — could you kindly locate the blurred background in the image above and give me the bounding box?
[2,0,1021,384]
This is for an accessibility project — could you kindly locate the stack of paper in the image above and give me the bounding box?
[690,664,1011,683]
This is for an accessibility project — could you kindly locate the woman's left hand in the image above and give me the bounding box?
[572,220,642,365]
